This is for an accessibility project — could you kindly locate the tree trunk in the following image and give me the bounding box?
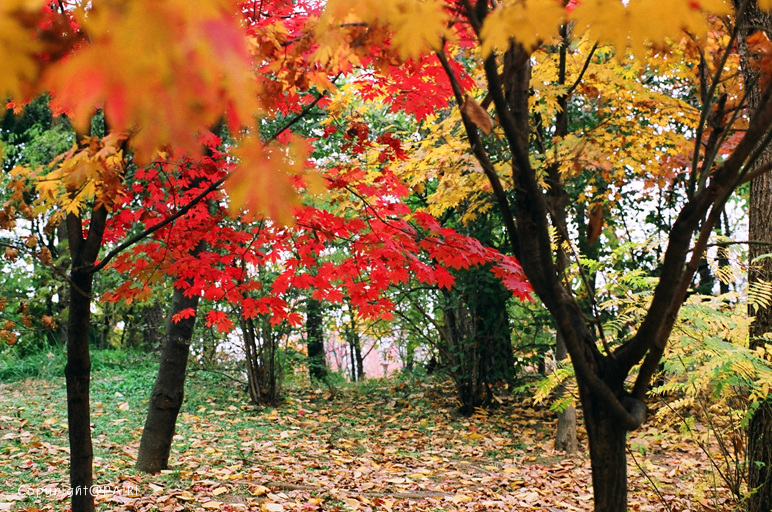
[747,102,772,512]
[136,245,202,473]
[65,206,108,512]
[735,5,772,509]
[306,297,327,381]
[584,391,628,511]
[66,268,95,512]
[354,331,364,381]
[470,268,515,386]
[345,314,365,382]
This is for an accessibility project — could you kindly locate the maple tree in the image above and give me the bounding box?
[4,1,772,512]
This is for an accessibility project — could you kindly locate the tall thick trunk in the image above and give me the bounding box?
[747,102,772,512]
[306,297,327,381]
[470,268,515,386]
[136,247,202,473]
[735,5,772,509]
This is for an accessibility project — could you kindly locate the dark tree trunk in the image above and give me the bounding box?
[136,243,202,473]
[306,297,327,381]
[65,206,108,512]
[735,5,772,509]
[354,332,364,381]
[241,314,284,405]
[345,313,364,381]
[747,80,772,512]
[470,268,515,386]
[66,269,95,512]
[584,391,628,511]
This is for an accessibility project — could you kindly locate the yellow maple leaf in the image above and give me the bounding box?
[481,0,565,56]
[0,0,45,100]
[320,0,450,59]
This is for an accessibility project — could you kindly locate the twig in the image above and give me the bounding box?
[627,445,673,512]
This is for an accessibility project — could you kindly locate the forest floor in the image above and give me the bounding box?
[0,352,737,512]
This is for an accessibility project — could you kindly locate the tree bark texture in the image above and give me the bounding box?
[66,269,95,512]
[747,162,772,509]
[135,283,200,472]
[136,245,202,473]
[306,297,327,381]
[469,267,516,386]
[735,4,772,509]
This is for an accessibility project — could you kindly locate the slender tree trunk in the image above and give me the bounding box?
[241,316,263,404]
[66,268,95,512]
[306,297,327,380]
[65,206,108,512]
[354,332,364,381]
[345,314,365,382]
[136,242,203,473]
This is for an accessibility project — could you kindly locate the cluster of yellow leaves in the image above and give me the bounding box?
[318,0,451,60]
[570,0,731,60]
[11,132,127,218]
[479,0,734,59]
[480,0,566,55]
[394,111,499,224]
[45,0,259,162]
[532,37,703,200]
[0,0,45,100]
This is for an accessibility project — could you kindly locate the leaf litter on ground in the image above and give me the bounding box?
[0,370,734,511]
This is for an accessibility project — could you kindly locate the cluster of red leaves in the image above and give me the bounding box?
[102,127,530,333]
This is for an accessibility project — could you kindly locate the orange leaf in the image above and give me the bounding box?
[226,134,309,226]
[461,94,494,135]
[586,203,603,245]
